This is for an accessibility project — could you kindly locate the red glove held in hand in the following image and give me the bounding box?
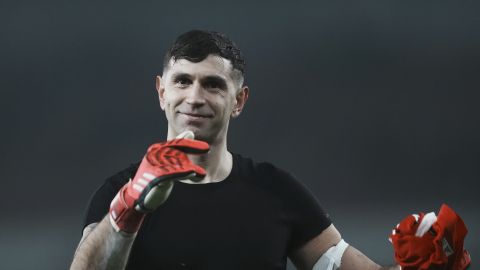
[435,205,471,270]
[109,133,209,234]
[389,204,471,270]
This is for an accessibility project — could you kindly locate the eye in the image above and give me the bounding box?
[174,77,192,88]
[203,78,226,91]
[204,81,221,89]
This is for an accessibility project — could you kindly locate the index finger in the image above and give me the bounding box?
[165,138,210,154]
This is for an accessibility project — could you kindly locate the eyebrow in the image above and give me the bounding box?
[171,73,228,89]
[201,75,228,89]
[171,72,192,81]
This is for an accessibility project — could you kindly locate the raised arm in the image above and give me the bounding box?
[70,131,209,270]
[70,218,136,270]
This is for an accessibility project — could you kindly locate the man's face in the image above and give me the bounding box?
[157,54,248,143]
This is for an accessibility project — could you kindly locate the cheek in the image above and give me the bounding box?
[163,91,179,109]
[221,102,235,119]
[212,98,230,114]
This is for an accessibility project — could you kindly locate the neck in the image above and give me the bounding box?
[173,132,232,184]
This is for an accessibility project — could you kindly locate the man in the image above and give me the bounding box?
[70,30,468,270]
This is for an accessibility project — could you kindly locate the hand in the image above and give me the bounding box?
[109,131,209,233]
[389,204,471,270]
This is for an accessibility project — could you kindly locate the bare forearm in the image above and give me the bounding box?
[70,215,136,270]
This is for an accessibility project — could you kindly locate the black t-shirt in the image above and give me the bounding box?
[84,153,331,270]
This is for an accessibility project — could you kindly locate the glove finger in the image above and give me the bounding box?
[176,130,195,139]
[416,212,437,237]
[140,180,174,211]
[394,214,420,235]
[166,138,210,154]
[186,163,207,179]
[155,163,206,182]
[136,169,197,211]
[154,167,205,182]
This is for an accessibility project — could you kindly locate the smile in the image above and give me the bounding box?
[179,112,213,119]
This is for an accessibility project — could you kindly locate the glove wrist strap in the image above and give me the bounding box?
[109,185,146,234]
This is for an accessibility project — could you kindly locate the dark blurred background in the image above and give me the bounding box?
[1,0,479,269]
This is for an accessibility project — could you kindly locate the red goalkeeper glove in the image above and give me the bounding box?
[389,204,471,270]
[109,131,209,234]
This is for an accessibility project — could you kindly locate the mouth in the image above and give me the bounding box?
[178,112,213,119]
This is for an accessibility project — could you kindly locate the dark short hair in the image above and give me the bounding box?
[163,30,245,82]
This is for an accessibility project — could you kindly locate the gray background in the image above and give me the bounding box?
[1,0,479,269]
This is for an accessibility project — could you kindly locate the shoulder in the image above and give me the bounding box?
[233,153,304,191]
[98,162,141,193]
[234,153,288,178]
[109,161,140,183]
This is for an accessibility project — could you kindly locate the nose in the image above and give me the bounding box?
[185,82,206,106]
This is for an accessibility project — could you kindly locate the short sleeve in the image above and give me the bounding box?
[82,163,140,230]
[275,169,332,253]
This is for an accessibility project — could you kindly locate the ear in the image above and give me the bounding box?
[231,86,249,118]
[156,75,165,111]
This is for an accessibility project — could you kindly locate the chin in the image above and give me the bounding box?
[175,122,223,144]
[175,126,206,141]
[193,130,221,145]
[191,131,212,143]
